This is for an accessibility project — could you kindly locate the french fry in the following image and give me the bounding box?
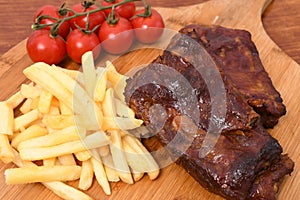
[122,138,148,175]
[59,100,73,115]
[105,61,129,101]
[115,98,135,119]
[0,134,14,163]
[58,66,82,80]
[73,113,99,131]
[78,159,94,190]
[58,154,76,166]
[91,149,111,195]
[122,140,150,182]
[35,63,102,130]
[25,63,101,129]
[18,126,81,149]
[75,151,92,162]
[1,57,162,198]
[101,117,119,131]
[20,83,41,99]
[109,130,133,184]
[98,145,110,157]
[7,91,25,109]
[43,157,57,166]
[48,106,60,115]
[11,124,48,148]
[23,63,74,109]
[38,90,53,114]
[34,63,96,115]
[123,135,160,180]
[12,149,93,200]
[113,75,128,102]
[57,65,86,88]
[42,114,75,129]
[18,141,78,161]
[19,98,32,114]
[132,170,144,182]
[0,157,15,164]
[125,126,150,138]
[83,130,110,150]
[82,51,97,97]
[102,88,116,118]
[105,61,125,86]
[32,63,79,98]
[102,116,143,131]
[94,67,107,102]
[92,103,104,130]
[19,131,110,161]
[105,61,117,73]
[19,140,87,161]
[14,109,40,132]
[5,165,81,184]
[30,96,40,110]
[0,101,14,135]
[76,126,88,138]
[101,154,120,182]
[72,99,103,131]
[105,164,120,182]
[24,119,43,127]
[44,181,94,200]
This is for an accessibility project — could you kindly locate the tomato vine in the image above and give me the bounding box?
[28,0,165,64]
[33,0,141,37]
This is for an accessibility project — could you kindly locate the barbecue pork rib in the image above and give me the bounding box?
[178,24,286,128]
[124,25,294,200]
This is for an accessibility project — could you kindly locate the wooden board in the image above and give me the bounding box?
[0,0,299,199]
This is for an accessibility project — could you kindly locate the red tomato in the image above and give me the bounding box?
[98,17,133,54]
[34,5,70,38]
[69,3,105,33]
[26,29,66,64]
[101,0,136,19]
[66,29,101,63]
[131,8,165,44]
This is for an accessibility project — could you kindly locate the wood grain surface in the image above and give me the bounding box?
[0,0,299,64]
[0,0,299,200]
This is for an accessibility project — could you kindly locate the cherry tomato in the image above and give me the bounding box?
[131,8,165,44]
[34,5,70,38]
[98,17,133,54]
[66,29,101,63]
[26,29,66,64]
[102,0,136,19]
[69,3,105,33]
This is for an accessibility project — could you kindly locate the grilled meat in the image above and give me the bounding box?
[178,24,286,128]
[127,53,259,134]
[247,154,294,200]
[125,66,293,199]
[124,24,294,199]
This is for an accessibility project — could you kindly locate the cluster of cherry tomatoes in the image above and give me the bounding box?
[26,0,165,64]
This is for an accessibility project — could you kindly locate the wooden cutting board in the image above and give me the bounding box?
[0,0,299,199]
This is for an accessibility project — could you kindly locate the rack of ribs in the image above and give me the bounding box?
[124,24,294,200]
[178,24,286,128]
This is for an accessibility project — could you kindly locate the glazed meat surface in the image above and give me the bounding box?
[247,154,294,200]
[124,25,294,199]
[125,68,293,199]
[125,60,259,133]
[178,24,286,128]
[175,126,292,200]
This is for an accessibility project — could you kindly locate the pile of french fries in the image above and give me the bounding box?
[0,51,159,200]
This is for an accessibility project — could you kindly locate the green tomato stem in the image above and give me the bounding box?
[105,0,117,3]
[131,3,152,19]
[106,5,119,25]
[33,0,141,37]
